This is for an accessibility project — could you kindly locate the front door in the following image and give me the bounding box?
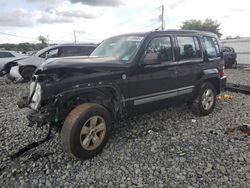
[127,36,179,112]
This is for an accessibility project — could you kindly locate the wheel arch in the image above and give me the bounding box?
[199,69,221,94]
[19,65,37,73]
[55,85,125,122]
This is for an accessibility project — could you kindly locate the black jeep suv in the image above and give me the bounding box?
[20,30,226,160]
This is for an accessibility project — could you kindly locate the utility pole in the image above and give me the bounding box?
[161,5,165,31]
[73,30,76,43]
[47,35,49,46]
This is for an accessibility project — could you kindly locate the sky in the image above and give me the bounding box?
[0,0,250,44]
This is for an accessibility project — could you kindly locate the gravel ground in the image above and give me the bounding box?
[0,69,249,187]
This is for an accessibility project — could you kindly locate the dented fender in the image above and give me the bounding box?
[53,82,127,120]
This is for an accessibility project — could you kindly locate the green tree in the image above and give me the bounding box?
[38,35,48,48]
[181,19,222,38]
[16,43,32,53]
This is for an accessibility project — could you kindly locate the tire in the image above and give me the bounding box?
[61,103,111,160]
[192,82,216,116]
[20,66,36,82]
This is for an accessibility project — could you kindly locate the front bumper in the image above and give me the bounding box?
[18,96,56,127]
[0,61,18,77]
[8,65,24,82]
[220,76,227,91]
[27,108,56,127]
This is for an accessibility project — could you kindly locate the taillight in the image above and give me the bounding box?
[221,61,225,77]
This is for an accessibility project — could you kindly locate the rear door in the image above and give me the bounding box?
[175,35,204,93]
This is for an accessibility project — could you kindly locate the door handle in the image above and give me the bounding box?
[198,62,205,66]
[167,66,177,70]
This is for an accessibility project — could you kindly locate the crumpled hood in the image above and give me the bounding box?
[39,56,129,73]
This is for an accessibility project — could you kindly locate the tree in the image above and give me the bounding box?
[16,43,32,53]
[38,35,48,48]
[181,19,222,38]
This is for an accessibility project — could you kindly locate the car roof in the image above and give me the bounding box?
[36,43,97,56]
[55,43,97,47]
[111,29,218,38]
[0,50,17,53]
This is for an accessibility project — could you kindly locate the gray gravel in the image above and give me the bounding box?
[0,69,249,187]
[226,68,250,86]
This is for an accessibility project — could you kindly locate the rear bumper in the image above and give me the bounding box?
[220,76,227,91]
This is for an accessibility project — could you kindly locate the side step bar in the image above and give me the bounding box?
[225,83,250,95]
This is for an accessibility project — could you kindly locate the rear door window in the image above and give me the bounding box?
[78,46,96,56]
[176,36,202,60]
[63,46,96,56]
[203,36,221,59]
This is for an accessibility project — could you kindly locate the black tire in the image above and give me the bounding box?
[192,82,216,116]
[61,103,111,160]
[20,66,36,82]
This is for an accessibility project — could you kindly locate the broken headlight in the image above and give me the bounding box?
[29,82,42,110]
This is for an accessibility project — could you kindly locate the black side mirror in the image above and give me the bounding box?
[143,51,160,65]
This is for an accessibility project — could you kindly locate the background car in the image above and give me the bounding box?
[6,43,97,82]
[222,46,237,68]
[0,50,28,73]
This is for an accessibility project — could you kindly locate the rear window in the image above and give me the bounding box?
[203,36,221,59]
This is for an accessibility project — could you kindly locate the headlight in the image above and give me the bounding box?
[30,82,42,110]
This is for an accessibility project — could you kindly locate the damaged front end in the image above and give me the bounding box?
[18,75,58,127]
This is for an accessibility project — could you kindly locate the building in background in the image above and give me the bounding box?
[222,37,250,65]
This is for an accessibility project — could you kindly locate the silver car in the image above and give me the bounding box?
[7,44,96,82]
[0,51,28,72]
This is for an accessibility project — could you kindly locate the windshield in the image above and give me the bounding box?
[91,35,144,62]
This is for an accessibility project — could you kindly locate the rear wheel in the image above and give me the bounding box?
[61,103,111,160]
[20,66,36,82]
[192,82,216,116]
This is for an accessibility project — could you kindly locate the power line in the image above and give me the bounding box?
[112,6,162,28]
[0,31,37,41]
[0,31,76,43]
[135,22,160,32]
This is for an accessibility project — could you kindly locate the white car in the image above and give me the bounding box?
[0,51,28,72]
[7,44,96,82]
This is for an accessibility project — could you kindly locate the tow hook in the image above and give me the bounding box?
[9,123,53,159]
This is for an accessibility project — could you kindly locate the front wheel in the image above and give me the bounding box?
[61,103,111,160]
[192,82,216,116]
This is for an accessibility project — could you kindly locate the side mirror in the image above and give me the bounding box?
[143,51,160,65]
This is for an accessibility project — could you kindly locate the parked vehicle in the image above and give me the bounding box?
[2,44,97,82]
[19,30,226,160]
[0,51,28,75]
[222,46,237,68]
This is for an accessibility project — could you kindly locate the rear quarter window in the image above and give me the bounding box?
[203,36,221,59]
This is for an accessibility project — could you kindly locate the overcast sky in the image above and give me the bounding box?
[0,0,250,44]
